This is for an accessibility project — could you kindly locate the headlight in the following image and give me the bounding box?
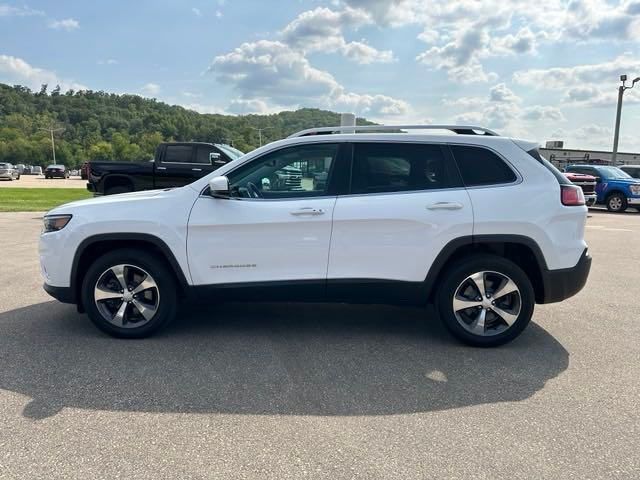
[630,184,640,196]
[43,214,72,233]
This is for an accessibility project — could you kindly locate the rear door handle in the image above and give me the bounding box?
[427,202,464,211]
[192,168,202,172]
[290,207,325,216]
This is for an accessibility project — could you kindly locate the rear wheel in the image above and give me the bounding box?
[436,255,535,347]
[81,249,177,338]
[606,193,627,212]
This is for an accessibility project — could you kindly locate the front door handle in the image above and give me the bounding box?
[427,202,464,211]
[192,168,202,172]
[156,166,167,171]
[290,207,325,216]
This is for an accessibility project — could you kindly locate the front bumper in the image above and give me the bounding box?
[539,248,591,304]
[43,283,75,304]
[584,194,597,206]
[627,197,640,206]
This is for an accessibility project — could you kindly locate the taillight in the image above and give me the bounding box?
[561,185,585,206]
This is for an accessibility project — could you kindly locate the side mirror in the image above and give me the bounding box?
[209,175,230,197]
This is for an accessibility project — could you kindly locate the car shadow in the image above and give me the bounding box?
[0,301,568,420]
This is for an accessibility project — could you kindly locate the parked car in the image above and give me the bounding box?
[45,165,70,179]
[40,124,591,347]
[22,165,33,175]
[80,162,89,180]
[0,163,20,180]
[32,166,43,175]
[565,164,640,212]
[15,164,26,174]
[87,142,243,195]
[563,172,597,206]
[619,165,640,179]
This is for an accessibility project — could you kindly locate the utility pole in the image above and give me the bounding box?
[251,127,273,147]
[611,75,639,166]
[39,126,65,163]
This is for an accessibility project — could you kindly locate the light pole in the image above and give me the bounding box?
[39,126,64,163]
[612,75,639,165]
[251,127,273,147]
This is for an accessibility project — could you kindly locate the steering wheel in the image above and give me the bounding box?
[246,182,262,199]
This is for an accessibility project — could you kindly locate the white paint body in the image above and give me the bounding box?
[40,133,588,290]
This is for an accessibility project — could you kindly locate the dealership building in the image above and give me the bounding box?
[540,141,640,169]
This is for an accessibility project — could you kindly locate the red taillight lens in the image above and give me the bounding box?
[561,185,585,206]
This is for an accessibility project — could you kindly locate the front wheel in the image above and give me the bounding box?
[81,249,177,338]
[606,193,627,213]
[436,255,535,347]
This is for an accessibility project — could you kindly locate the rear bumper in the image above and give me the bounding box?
[43,283,75,304]
[540,249,591,304]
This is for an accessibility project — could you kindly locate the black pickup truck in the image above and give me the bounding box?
[87,142,244,195]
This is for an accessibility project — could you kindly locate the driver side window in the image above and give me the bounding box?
[227,143,338,199]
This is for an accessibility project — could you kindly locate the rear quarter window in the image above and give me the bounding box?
[450,145,517,186]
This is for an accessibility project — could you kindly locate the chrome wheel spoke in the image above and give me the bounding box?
[132,299,157,321]
[469,272,486,298]
[110,265,128,291]
[492,305,518,326]
[453,296,482,313]
[132,275,157,295]
[112,301,128,327]
[493,278,518,301]
[469,308,486,335]
[94,285,124,302]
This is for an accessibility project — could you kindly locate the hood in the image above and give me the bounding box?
[605,177,640,185]
[47,188,170,214]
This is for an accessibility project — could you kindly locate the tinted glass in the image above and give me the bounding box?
[195,146,216,165]
[164,146,193,163]
[228,143,338,198]
[451,145,517,186]
[351,143,452,194]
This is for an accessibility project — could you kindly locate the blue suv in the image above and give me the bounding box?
[565,165,640,212]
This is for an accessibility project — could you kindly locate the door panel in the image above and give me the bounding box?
[327,141,472,283]
[327,190,473,282]
[187,196,337,285]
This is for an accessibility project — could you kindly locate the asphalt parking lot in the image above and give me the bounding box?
[0,211,639,479]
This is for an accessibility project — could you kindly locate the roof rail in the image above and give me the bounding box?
[287,124,500,138]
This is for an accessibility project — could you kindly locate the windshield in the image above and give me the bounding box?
[216,144,244,160]
[597,166,632,179]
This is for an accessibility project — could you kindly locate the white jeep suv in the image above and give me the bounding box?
[39,125,591,347]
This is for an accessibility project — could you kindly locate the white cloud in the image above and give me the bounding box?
[48,18,79,31]
[280,7,393,64]
[0,4,44,16]
[0,54,85,91]
[140,82,161,96]
[215,10,222,18]
[97,59,118,65]
[192,7,202,17]
[227,98,281,114]
[209,40,407,117]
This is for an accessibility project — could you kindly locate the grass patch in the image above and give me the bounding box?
[0,188,92,212]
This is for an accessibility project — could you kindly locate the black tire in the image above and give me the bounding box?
[81,248,178,338]
[606,192,627,213]
[105,185,133,195]
[436,254,535,347]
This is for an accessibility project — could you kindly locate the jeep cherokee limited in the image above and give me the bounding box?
[40,125,591,347]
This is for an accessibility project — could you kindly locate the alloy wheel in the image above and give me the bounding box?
[609,196,623,211]
[452,271,522,336]
[94,264,160,328]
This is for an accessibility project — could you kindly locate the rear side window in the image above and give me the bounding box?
[450,145,517,186]
[528,148,572,185]
[351,143,456,194]
[164,145,193,163]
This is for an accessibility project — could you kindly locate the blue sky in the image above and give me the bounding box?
[1,0,640,151]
